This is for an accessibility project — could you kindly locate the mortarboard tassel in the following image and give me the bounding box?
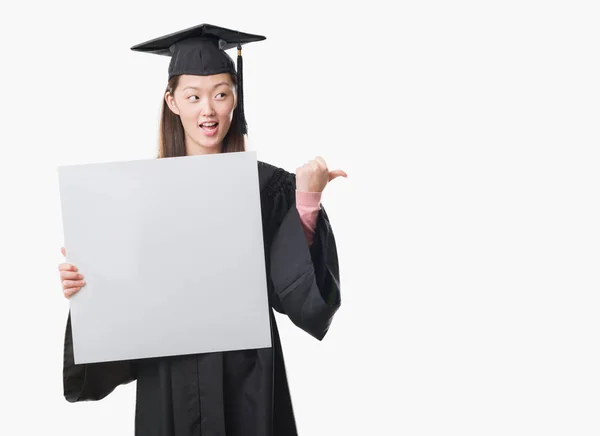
[237,43,248,135]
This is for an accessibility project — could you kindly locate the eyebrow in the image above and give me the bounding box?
[182,82,231,91]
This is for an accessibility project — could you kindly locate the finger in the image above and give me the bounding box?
[59,262,78,272]
[60,270,83,280]
[64,287,81,299]
[328,169,348,181]
[61,246,66,257]
[314,156,327,170]
[309,161,319,171]
[62,279,86,289]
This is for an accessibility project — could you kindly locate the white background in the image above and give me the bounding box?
[1,1,599,435]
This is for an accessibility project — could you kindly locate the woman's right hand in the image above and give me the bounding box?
[59,247,86,299]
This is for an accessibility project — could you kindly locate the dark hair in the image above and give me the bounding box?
[158,73,246,158]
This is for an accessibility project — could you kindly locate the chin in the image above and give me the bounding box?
[203,140,223,149]
[194,136,223,150]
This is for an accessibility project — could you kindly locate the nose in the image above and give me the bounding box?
[200,99,216,117]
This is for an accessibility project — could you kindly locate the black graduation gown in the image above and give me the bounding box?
[62,161,342,436]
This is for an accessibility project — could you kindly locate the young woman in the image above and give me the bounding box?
[59,24,345,436]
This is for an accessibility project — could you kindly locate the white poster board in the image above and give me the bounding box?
[57,151,272,364]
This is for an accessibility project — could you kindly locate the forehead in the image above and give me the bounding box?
[177,73,233,90]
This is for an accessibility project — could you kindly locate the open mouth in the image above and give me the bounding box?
[199,121,219,136]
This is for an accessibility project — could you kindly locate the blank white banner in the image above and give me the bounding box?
[57,151,272,364]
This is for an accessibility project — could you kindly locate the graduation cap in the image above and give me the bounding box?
[130,24,266,135]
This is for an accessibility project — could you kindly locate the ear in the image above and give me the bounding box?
[165,92,180,116]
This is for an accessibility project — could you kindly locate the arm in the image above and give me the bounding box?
[295,190,322,247]
[63,312,136,402]
[268,171,341,340]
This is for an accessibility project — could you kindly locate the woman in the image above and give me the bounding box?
[59,24,345,436]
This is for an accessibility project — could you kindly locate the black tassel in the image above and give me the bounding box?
[237,42,247,135]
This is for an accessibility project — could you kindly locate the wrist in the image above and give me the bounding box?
[295,190,322,208]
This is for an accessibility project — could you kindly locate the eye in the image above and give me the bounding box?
[187,95,199,101]
[215,92,227,99]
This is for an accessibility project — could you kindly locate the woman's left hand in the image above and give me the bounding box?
[296,156,347,193]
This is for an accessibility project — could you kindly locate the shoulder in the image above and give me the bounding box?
[258,160,296,197]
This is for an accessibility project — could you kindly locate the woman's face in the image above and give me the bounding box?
[165,73,237,154]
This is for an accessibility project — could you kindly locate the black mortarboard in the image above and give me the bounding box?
[130,24,266,135]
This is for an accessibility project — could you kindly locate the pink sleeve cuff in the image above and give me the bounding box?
[295,190,322,247]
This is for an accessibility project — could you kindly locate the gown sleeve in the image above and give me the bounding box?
[264,169,342,341]
[63,312,136,402]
